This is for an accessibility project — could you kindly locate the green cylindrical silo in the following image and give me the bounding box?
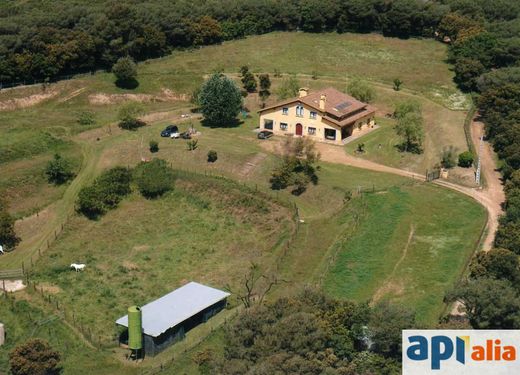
[128,306,142,350]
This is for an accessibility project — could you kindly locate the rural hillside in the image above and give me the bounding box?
[0,0,519,374]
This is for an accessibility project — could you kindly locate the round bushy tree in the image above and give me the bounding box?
[458,151,474,167]
[9,339,61,375]
[112,57,138,88]
[45,154,74,184]
[133,159,175,198]
[199,73,242,126]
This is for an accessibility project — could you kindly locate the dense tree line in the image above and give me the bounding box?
[3,0,514,83]
[442,0,520,328]
[202,289,413,374]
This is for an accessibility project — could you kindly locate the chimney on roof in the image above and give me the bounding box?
[319,94,326,110]
[299,88,309,98]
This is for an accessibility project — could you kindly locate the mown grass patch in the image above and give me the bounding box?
[323,184,486,324]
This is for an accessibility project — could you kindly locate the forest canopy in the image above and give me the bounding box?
[3,0,519,83]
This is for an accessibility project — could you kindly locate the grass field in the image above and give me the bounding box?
[0,297,134,375]
[30,174,293,344]
[0,32,468,216]
[323,184,486,324]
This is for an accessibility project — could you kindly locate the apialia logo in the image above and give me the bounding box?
[402,330,520,374]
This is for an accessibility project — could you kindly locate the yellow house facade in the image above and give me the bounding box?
[258,87,376,145]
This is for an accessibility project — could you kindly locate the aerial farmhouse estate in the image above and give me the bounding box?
[258,87,376,144]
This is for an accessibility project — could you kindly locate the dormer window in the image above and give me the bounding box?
[296,105,304,117]
[282,107,288,115]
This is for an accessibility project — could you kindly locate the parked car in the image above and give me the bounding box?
[257,130,273,139]
[180,131,192,139]
[161,125,179,137]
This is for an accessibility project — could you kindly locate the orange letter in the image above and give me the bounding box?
[503,346,517,361]
[495,340,501,360]
[472,346,485,361]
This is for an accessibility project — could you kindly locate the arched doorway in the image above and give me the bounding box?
[295,123,303,136]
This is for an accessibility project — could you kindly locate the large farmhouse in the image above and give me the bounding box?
[258,87,376,144]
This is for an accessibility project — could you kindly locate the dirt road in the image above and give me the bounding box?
[470,118,505,250]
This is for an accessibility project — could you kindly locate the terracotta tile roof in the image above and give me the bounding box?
[258,87,374,127]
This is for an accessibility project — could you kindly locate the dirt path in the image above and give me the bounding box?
[372,224,415,303]
[239,152,267,177]
[471,118,505,251]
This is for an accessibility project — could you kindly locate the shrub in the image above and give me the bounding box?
[347,78,375,103]
[133,159,175,198]
[118,103,146,130]
[9,338,61,375]
[77,111,95,126]
[149,140,159,153]
[45,154,74,184]
[458,151,474,167]
[76,167,132,219]
[393,100,421,120]
[187,139,198,151]
[207,150,218,162]
[393,78,403,91]
[240,66,257,93]
[276,76,300,99]
[112,57,138,89]
[357,143,365,153]
[441,146,458,169]
[0,199,20,250]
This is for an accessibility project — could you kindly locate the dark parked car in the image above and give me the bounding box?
[161,125,179,137]
[257,130,273,139]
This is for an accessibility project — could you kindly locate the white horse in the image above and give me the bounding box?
[0,245,4,255]
[70,263,86,272]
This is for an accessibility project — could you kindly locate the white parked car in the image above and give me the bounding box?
[170,131,180,139]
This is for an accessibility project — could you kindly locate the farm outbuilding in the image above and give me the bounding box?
[115,282,230,357]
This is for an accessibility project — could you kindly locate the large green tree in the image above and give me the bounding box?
[112,56,138,88]
[199,73,243,126]
[448,278,520,329]
[393,102,424,154]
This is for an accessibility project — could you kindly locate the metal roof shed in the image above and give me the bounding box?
[116,282,230,356]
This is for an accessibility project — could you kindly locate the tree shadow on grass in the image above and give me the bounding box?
[395,142,423,155]
[200,117,244,129]
[115,78,139,89]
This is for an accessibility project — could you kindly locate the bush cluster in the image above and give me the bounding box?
[133,159,175,198]
[76,167,132,219]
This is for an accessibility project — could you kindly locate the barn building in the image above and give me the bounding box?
[116,282,230,357]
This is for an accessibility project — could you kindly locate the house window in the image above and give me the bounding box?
[310,111,317,119]
[282,107,289,115]
[324,128,336,140]
[308,127,316,135]
[296,105,304,117]
[264,119,274,130]
[280,122,288,131]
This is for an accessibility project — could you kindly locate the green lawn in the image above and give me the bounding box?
[323,184,486,324]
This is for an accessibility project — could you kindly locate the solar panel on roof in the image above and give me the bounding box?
[335,101,351,110]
